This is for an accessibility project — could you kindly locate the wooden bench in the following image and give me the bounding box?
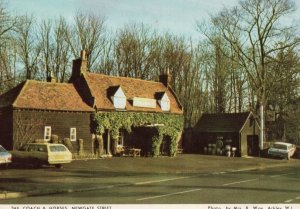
[128,148,141,157]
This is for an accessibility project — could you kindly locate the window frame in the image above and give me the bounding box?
[117,130,124,147]
[44,126,51,141]
[70,127,77,142]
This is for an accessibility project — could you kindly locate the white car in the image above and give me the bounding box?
[0,145,12,168]
[268,142,296,160]
[12,143,72,168]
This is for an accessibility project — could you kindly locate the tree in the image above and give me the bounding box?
[66,11,106,70]
[115,24,158,79]
[0,0,18,93]
[15,15,42,79]
[199,0,300,144]
[38,17,71,82]
[267,47,300,142]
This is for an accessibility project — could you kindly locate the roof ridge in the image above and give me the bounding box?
[86,72,165,85]
[26,79,73,86]
[202,112,250,115]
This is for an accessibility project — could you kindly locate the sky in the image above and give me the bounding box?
[7,0,300,40]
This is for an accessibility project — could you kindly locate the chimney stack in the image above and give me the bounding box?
[159,68,172,87]
[71,49,88,78]
[47,71,56,83]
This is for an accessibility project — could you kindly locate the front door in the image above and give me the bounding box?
[247,135,259,156]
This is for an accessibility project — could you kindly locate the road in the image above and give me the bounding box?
[0,155,299,204]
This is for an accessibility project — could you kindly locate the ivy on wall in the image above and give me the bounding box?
[91,112,183,157]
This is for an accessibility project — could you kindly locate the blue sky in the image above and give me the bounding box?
[7,0,300,40]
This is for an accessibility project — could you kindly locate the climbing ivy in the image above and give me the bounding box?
[91,112,183,157]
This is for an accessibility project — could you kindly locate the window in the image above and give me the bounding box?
[70,128,76,141]
[111,86,126,109]
[50,145,67,152]
[44,126,51,141]
[158,92,170,111]
[117,130,124,147]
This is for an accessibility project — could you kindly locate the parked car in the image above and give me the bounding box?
[268,142,296,160]
[11,143,72,168]
[0,145,12,168]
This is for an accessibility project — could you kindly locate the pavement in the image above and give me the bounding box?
[0,154,299,201]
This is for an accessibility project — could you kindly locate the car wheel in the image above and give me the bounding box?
[33,162,42,168]
[55,164,62,169]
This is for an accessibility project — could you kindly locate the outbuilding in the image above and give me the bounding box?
[190,112,260,157]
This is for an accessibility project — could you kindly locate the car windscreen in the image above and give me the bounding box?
[272,144,287,150]
[50,145,67,152]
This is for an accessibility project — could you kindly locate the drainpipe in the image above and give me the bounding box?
[260,104,264,150]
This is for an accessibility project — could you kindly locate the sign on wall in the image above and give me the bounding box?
[133,97,156,108]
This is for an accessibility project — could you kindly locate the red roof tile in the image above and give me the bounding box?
[12,80,93,112]
[84,72,183,114]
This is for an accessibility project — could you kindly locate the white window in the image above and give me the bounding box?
[117,130,124,147]
[44,126,51,141]
[111,86,126,109]
[158,93,170,111]
[70,128,76,141]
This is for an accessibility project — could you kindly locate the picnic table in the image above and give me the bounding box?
[128,148,141,157]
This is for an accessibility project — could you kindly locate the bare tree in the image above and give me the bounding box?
[66,11,106,70]
[38,17,71,82]
[15,15,42,79]
[0,1,19,93]
[115,24,158,79]
[199,0,300,142]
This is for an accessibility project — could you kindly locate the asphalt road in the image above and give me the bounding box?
[0,155,300,204]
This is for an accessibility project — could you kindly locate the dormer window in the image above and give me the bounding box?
[158,92,170,112]
[110,86,126,109]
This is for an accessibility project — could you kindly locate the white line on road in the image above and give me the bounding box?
[285,199,293,203]
[271,173,295,178]
[135,176,192,185]
[222,178,258,186]
[296,197,300,200]
[136,188,202,201]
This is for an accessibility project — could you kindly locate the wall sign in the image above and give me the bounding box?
[133,97,156,108]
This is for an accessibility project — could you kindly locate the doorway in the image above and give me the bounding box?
[247,135,259,156]
[160,136,171,156]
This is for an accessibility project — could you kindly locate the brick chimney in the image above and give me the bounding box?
[159,68,172,87]
[72,50,88,78]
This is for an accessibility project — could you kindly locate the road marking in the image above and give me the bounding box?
[285,199,293,203]
[222,178,258,186]
[296,197,300,200]
[136,188,202,201]
[135,176,192,185]
[271,173,295,178]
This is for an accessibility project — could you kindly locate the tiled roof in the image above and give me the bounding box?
[0,80,93,112]
[83,72,183,114]
[193,112,251,133]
